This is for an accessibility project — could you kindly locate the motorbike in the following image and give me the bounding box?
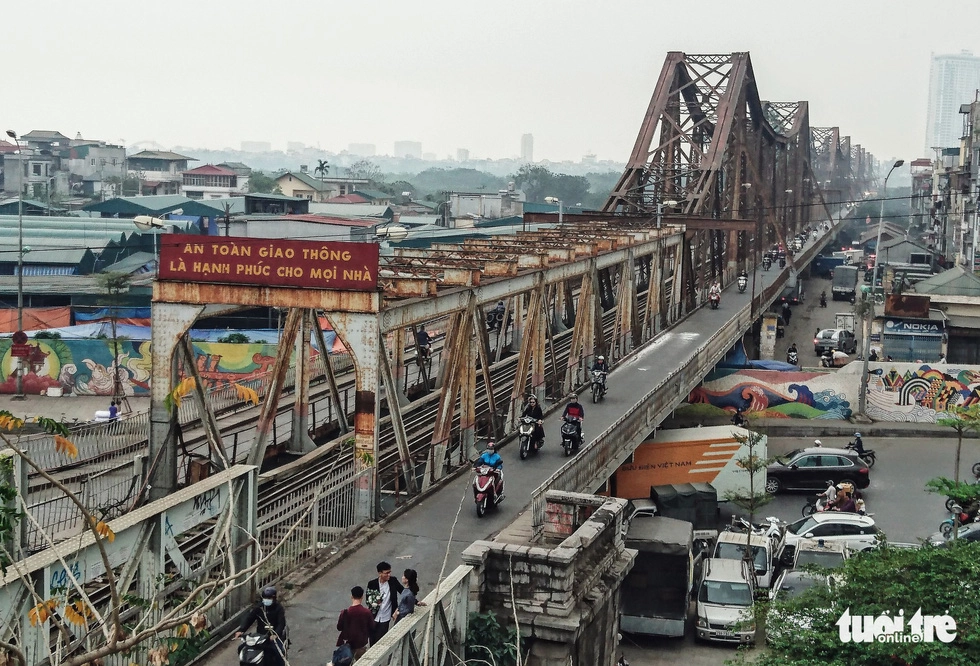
[737,275,748,293]
[940,507,980,539]
[560,415,582,457]
[238,629,282,665]
[778,256,787,268]
[727,515,783,543]
[803,481,839,517]
[819,293,827,308]
[473,464,504,517]
[973,461,980,478]
[845,441,876,468]
[591,370,606,403]
[518,416,542,460]
[709,292,720,309]
[820,350,835,368]
[762,257,772,271]
[787,350,799,365]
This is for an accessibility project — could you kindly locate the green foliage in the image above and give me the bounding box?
[744,542,980,666]
[314,159,330,179]
[246,171,279,194]
[217,333,250,344]
[512,164,591,206]
[33,331,61,340]
[925,477,980,506]
[465,611,522,666]
[167,628,212,666]
[348,159,387,186]
[723,431,774,521]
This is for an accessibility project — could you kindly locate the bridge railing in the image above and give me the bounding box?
[357,564,472,666]
[530,300,755,534]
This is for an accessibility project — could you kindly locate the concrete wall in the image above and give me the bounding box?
[462,492,635,666]
[683,361,980,423]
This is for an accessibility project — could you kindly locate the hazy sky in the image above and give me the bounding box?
[3,1,977,164]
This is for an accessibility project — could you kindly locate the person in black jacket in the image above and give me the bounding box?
[235,586,287,665]
[366,561,404,644]
[521,395,545,447]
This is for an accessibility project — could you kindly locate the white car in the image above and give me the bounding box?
[776,513,882,565]
[766,570,835,645]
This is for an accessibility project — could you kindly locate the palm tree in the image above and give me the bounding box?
[314,159,330,202]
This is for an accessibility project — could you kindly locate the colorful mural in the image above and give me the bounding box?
[0,338,317,397]
[687,367,854,420]
[864,362,980,422]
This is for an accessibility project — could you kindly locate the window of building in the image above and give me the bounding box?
[91,159,96,166]
[32,163,41,176]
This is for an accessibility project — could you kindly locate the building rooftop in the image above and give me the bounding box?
[912,266,980,297]
[183,164,237,176]
[21,130,71,142]
[308,202,392,218]
[128,150,197,162]
[83,195,194,216]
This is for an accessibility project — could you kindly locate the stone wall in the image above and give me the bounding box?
[461,491,635,666]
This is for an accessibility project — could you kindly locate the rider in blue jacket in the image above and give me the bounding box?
[477,441,503,469]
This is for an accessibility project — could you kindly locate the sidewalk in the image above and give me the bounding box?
[0,393,149,424]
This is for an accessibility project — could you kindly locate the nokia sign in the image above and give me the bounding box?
[884,319,943,336]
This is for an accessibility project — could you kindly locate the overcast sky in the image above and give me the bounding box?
[3,1,977,165]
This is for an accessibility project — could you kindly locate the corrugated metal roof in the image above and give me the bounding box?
[83,195,193,215]
[912,266,980,297]
[128,150,196,161]
[308,202,391,218]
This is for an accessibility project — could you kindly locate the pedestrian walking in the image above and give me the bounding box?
[392,569,425,625]
[108,400,118,421]
[336,586,375,661]
[366,561,403,644]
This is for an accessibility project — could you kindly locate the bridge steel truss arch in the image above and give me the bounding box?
[603,51,874,302]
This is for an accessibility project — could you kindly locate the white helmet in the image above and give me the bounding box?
[813,439,822,447]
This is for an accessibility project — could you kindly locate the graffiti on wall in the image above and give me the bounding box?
[0,339,297,396]
[687,368,853,420]
[865,363,980,422]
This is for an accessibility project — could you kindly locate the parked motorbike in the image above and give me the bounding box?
[518,415,542,460]
[787,350,799,366]
[709,292,720,310]
[238,629,282,666]
[973,461,980,478]
[727,515,783,543]
[560,415,582,457]
[737,275,748,293]
[845,441,876,468]
[591,370,607,403]
[473,464,504,517]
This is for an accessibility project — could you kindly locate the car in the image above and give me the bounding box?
[779,283,804,305]
[776,513,882,565]
[765,447,870,493]
[813,328,857,355]
[766,570,835,645]
[695,558,756,644]
[928,522,980,546]
[790,538,849,569]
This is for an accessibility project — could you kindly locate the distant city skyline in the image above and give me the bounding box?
[925,51,980,152]
[5,2,978,165]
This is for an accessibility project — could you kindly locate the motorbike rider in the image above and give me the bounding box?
[562,393,585,441]
[787,343,799,364]
[816,480,838,511]
[850,433,866,455]
[521,395,545,447]
[819,291,827,307]
[731,408,746,428]
[591,355,609,388]
[475,441,504,493]
[236,586,288,666]
[708,281,722,303]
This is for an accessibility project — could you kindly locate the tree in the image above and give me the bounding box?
[723,431,773,584]
[94,272,131,409]
[245,171,280,194]
[742,541,980,665]
[511,165,592,205]
[314,159,330,200]
[938,405,980,487]
[347,159,386,186]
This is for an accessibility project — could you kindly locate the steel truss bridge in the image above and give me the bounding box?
[0,51,875,664]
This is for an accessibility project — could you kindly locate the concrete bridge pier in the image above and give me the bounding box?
[462,492,635,666]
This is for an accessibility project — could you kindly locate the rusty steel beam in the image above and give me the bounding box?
[247,308,302,468]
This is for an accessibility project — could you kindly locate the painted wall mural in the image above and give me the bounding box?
[682,362,980,424]
[0,339,309,397]
[687,368,854,420]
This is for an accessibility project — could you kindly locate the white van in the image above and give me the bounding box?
[712,531,774,589]
[695,558,757,644]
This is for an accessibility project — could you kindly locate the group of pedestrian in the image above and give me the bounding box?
[334,562,424,662]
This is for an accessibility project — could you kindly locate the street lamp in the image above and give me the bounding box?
[858,159,905,418]
[656,199,679,229]
[6,130,25,400]
[133,215,173,264]
[544,196,563,224]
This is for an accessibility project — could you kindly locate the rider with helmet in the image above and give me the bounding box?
[236,586,288,665]
[851,433,866,455]
[813,439,822,447]
[521,395,545,446]
[476,441,504,493]
[562,393,585,440]
[591,355,609,390]
[708,281,722,299]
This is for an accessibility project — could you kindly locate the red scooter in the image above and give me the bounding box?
[473,464,504,517]
[709,292,720,309]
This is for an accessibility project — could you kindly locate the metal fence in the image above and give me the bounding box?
[358,564,472,666]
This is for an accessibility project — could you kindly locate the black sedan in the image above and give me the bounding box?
[765,447,870,494]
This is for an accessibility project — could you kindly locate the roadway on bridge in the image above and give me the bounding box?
[203,236,812,665]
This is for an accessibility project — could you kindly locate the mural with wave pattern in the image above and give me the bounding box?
[687,368,853,419]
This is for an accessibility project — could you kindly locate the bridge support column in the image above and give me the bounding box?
[328,312,380,522]
[149,301,206,500]
[462,493,635,666]
[290,309,316,455]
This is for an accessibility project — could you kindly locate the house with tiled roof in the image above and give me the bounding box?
[912,266,980,363]
[274,167,369,202]
[181,164,248,200]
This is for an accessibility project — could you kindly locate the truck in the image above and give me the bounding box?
[813,254,845,279]
[620,516,697,637]
[834,312,856,334]
[831,265,858,301]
